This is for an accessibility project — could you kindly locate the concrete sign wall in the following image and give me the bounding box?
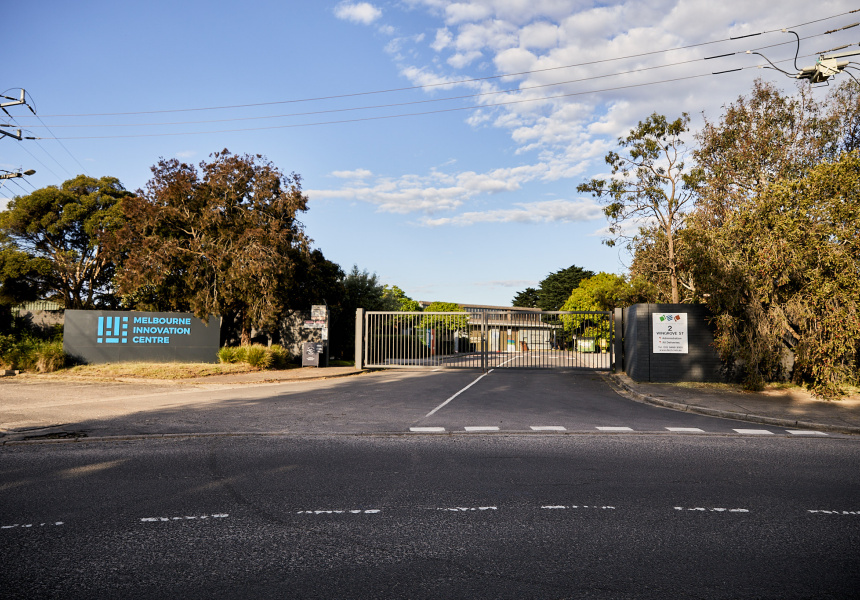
[623,304,723,383]
[63,310,220,364]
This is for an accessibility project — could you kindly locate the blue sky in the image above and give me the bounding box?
[3,0,858,306]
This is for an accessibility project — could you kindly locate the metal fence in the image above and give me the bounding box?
[361,310,613,371]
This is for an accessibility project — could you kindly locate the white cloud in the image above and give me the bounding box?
[334,2,382,25]
[431,28,454,51]
[332,168,373,179]
[310,161,553,214]
[420,198,603,226]
[175,150,195,158]
[475,279,538,287]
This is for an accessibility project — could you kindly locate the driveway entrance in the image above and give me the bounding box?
[358,309,614,371]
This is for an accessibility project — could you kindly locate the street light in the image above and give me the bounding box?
[0,169,36,180]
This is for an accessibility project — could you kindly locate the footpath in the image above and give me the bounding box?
[609,373,860,435]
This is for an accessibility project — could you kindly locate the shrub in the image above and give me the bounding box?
[233,346,248,364]
[218,346,239,364]
[267,344,290,369]
[245,345,271,369]
[35,342,66,372]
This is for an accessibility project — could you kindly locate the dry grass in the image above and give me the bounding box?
[30,362,271,381]
[669,379,860,400]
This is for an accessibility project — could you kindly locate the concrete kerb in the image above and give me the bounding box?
[605,373,860,436]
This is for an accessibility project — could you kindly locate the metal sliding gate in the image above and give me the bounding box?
[360,310,613,371]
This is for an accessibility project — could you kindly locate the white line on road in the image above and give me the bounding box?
[140,514,228,522]
[807,509,859,515]
[409,427,446,433]
[597,426,634,431]
[530,426,567,431]
[674,507,749,513]
[787,430,827,435]
[733,429,774,435]
[666,427,705,432]
[541,505,615,510]
[464,426,500,432]
[424,372,491,418]
[437,506,497,512]
[297,509,381,514]
[1,522,64,529]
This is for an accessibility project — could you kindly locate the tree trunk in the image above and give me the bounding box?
[240,308,252,346]
[667,226,680,303]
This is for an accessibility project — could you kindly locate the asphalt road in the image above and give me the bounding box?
[1,369,843,438]
[2,370,858,598]
[2,434,858,599]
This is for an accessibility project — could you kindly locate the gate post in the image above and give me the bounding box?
[481,310,488,372]
[613,307,623,373]
[354,308,364,369]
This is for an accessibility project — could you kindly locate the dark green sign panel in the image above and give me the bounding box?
[63,310,220,364]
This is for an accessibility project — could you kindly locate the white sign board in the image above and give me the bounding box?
[304,320,325,329]
[311,305,328,320]
[652,312,688,354]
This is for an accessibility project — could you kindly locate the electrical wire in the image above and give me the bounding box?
[34,46,830,141]
[35,71,743,140]
[4,129,69,180]
[1,89,74,179]
[24,30,837,131]
[23,90,91,176]
[14,8,860,119]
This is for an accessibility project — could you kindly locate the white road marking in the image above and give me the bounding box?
[786,430,827,435]
[1,522,64,529]
[140,514,228,522]
[464,426,499,432]
[424,372,490,417]
[808,510,859,515]
[674,506,749,513]
[666,427,705,432]
[541,505,615,510]
[297,509,381,514]
[530,426,567,431]
[409,427,446,433]
[733,429,774,435]
[597,426,634,431]
[437,506,497,512]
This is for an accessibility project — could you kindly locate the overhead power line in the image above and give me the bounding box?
[27,36,830,132]
[37,67,782,140]
[15,8,860,120]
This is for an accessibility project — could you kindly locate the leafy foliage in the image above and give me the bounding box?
[578,113,700,303]
[111,150,310,345]
[693,80,838,224]
[512,287,539,308]
[688,151,860,397]
[0,175,130,309]
[537,265,595,311]
[420,301,468,331]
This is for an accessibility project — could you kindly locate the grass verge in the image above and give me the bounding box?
[28,362,290,381]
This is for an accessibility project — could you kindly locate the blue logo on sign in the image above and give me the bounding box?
[97,316,128,344]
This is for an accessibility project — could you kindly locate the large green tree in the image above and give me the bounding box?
[512,287,539,308]
[578,113,701,303]
[0,175,130,309]
[537,265,594,311]
[687,151,860,397]
[694,79,838,224]
[112,150,310,345]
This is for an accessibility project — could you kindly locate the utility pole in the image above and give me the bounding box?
[795,49,860,83]
[0,88,37,180]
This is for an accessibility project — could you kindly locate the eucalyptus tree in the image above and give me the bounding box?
[577,113,701,303]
